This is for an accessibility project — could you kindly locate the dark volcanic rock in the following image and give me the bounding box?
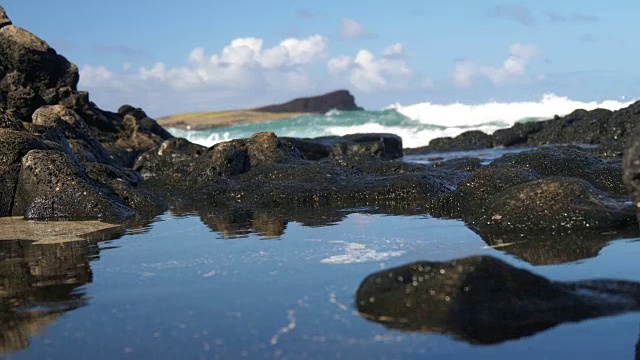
[411,101,640,158]
[136,133,456,211]
[12,150,134,221]
[0,109,24,131]
[491,146,626,195]
[117,104,173,141]
[427,130,493,152]
[283,133,403,161]
[492,121,543,147]
[32,105,111,164]
[455,165,541,211]
[0,130,48,216]
[0,24,79,118]
[254,90,363,113]
[481,177,635,235]
[356,255,640,344]
[431,157,484,172]
[0,6,11,29]
[623,126,640,222]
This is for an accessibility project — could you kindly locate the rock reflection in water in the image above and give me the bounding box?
[190,206,370,239]
[356,255,640,345]
[0,239,96,355]
[478,228,640,265]
[199,208,288,239]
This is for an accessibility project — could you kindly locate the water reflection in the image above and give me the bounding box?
[0,240,94,355]
[355,255,640,345]
[2,208,640,358]
[477,227,640,265]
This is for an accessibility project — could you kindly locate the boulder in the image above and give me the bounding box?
[282,133,403,160]
[481,177,635,235]
[427,130,493,152]
[32,105,111,163]
[12,150,134,221]
[492,121,543,147]
[0,24,78,118]
[491,146,626,195]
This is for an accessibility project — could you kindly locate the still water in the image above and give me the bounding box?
[2,209,640,359]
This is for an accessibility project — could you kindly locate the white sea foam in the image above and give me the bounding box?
[389,93,631,127]
[320,241,405,264]
[325,123,506,149]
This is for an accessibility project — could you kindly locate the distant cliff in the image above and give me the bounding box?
[254,90,363,113]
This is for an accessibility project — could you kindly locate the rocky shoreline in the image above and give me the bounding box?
[2,4,640,238]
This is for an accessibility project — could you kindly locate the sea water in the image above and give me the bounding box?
[168,93,633,148]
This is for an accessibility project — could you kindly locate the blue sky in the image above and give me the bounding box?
[5,1,639,116]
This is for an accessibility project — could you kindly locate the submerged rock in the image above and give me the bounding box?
[356,255,640,344]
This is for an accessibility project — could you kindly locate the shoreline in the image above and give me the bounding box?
[156,110,307,130]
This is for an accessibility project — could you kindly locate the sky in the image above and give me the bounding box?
[4,1,639,116]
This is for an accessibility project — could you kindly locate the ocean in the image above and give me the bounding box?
[167,93,633,148]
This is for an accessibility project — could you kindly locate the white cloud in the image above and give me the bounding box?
[327,44,427,93]
[328,55,352,75]
[382,43,404,58]
[453,43,542,87]
[79,65,114,86]
[78,35,331,115]
[339,18,372,40]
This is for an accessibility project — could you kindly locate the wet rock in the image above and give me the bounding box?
[492,121,543,147]
[12,150,134,221]
[454,165,540,212]
[481,177,635,235]
[329,133,403,160]
[431,157,484,172]
[356,255,640,344]
[246,132,302,167]
[134,137,206,181]
[491,146,626,195]
[282,133,402,161]
[254,89,363,113]
[623,126,640,223]
[427,130,493,152]
[0,129,47,167]
[527,108,618,146]
[0,130,48,216]
[85,162,166,220]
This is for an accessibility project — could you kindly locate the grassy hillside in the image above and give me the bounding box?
[157,110,306,130]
